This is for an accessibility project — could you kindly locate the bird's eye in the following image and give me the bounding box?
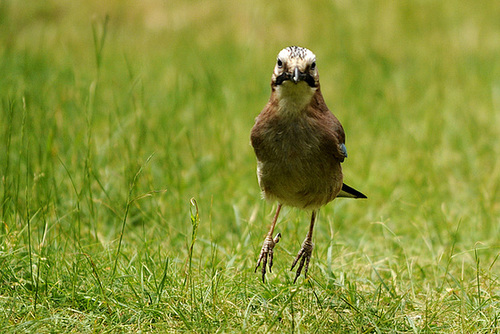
[310,61,316,70]
[277,58,283,68]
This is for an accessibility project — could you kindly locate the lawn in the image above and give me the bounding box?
[1,0,500,332]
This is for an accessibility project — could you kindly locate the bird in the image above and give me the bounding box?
[251,46,366,283]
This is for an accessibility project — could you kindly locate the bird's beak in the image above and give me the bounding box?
[274,66,315,87]
[292,67,300,83]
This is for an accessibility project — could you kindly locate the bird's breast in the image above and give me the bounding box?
[255,116,343,209]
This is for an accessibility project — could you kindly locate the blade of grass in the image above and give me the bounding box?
[111,153,155,280]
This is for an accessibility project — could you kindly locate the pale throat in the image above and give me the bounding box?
[276,82,316,116]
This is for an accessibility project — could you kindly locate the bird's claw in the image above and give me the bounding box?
[255,233,281,282]
[291,238,314,283]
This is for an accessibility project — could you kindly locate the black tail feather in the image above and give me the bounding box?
[337,183,367,199]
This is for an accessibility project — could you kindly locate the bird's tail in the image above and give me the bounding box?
[337,183,367,199]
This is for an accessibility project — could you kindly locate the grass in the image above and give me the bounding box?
[1,0,500,332]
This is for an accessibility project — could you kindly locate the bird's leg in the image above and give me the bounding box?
[255,204,282,282]
[291,210,317,283]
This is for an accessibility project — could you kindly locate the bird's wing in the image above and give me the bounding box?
[309,92,348,162]
[250,102,272,154]
[326,115,348,162]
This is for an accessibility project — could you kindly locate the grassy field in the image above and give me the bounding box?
[1,0,500,332]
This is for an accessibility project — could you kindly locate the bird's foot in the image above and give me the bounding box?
[255,233,281,282]
[291,238,314,283]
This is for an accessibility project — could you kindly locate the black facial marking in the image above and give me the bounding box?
[275,72,291,85]
[274,71,317,87]
[304,73,316,87]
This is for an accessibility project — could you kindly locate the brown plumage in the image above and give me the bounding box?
[251,46,366,283]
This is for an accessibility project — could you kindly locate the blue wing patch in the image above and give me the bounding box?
[339,143,348,158]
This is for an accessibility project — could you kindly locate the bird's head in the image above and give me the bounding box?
[272,46,319,88]
[271,46,320,110]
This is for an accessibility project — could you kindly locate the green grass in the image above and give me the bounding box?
[1,0,500,332]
